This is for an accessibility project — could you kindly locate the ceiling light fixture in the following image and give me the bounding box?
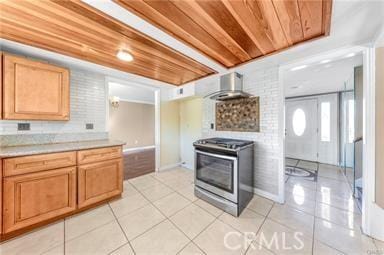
[345,53,356,58]
[320,59,331,64]
[290,65,307,71]
[117,50,134,62]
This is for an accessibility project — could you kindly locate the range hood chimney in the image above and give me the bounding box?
[206,72,252,101]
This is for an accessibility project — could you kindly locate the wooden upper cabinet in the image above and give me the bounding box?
[2,167,77,233]
[3,53,70,120]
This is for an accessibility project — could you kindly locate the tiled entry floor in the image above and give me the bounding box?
[1,167,383,255]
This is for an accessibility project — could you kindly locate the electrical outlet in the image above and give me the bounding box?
[18,123,30,131]
[85,123,94,130]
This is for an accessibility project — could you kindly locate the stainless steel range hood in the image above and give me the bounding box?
[206,72,252,101]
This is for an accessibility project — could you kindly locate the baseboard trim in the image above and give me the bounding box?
[159,162,182,171]
[180,163,193,170]
[123,145,155,153]
[253,187,281,203]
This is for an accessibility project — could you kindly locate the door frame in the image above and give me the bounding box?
[105,77,161,172]
[278,45,379,239]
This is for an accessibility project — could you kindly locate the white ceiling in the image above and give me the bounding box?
[1,0,383,91]
[109,82,155,104]
[283,54,363,97]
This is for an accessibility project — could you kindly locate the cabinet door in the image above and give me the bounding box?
[3,167,76,233]
[1,52,3,119]
[78,158,123,208]
[3,53,69,120]
[0,160,2,235]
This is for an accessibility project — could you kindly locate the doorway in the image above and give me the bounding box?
[107,80,159,180]
[280,50,366,243]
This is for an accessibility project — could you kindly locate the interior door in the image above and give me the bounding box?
[286,99,318,162]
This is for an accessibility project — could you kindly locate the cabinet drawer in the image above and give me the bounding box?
[77,146,122,165]
[78,158,123,208]
[3,151,76,177]
[3,167,77,233]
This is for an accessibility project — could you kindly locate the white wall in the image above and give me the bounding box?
[0,69,107,135]
[179,98,203,169]
[195,67,281,199]
[160,100,181,169]
[109,82,155,104]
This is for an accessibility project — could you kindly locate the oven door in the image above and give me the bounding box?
[195,150,238,203]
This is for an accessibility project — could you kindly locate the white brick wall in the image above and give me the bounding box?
[0,69,107,135]
[196,67,281,196]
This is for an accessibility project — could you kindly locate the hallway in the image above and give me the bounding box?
[283,158,372,253]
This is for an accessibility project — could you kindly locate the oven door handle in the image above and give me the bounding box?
[195,150,237,161]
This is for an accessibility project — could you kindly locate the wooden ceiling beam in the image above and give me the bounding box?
[116,0,241,67]
[271,0,304,45]
[171,0,252,62]
[0,0,216,85]
[115,0,332,69]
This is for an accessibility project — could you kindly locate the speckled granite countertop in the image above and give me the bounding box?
[0,139,125,158]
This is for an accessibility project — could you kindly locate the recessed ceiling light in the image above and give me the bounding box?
[290,65,307,71]
[320,59,331,64]
[117,50,134,62]
[345,53,356,58]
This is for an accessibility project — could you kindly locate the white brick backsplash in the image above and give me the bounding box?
[197,67,281,196]
[0,69,107,135]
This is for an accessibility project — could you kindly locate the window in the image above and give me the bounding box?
[292,108,306,136]
[348,100,355,143]
[321,102,331,142]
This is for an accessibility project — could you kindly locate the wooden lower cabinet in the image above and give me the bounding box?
[0,146,123,240]
[78,158,123,209]
[2,167,77,234]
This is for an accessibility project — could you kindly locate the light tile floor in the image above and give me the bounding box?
[1,165,382,254]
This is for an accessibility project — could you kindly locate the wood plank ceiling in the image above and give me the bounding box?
[115,0,333,68]
[0,0,216,85]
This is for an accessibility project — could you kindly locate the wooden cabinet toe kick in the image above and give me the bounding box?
[0,145,123,242]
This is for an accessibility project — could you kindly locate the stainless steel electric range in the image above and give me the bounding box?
[193,138,254,216]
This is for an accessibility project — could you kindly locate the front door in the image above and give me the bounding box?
[286,99,318,162]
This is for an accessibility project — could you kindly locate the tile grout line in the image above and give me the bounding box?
[128,175,197,253]
[107,202,135,255]
[63,218,66,255]
[311,162,319,255]
[245,201,276,255]
[312,162,348,255]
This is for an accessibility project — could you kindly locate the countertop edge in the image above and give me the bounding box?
[0,140,125,158]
